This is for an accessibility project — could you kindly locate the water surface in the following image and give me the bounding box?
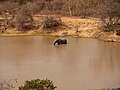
[0,36,120,90]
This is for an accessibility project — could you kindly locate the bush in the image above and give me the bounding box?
[100,22,120,32]
[16,7,35,31]
[19,79,57,90]
[116,29,120,36]
[42,16,62,30]
[97,0,120,32]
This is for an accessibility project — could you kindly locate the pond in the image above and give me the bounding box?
[0,36,120,90]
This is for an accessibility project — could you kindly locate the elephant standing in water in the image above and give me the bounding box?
[54,38,67,46]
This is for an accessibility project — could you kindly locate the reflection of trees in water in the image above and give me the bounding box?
[54,39,120,88]
[91,42,120,74]
[41,36,56,45]
[89,42,120,87]
[54,45,78,72]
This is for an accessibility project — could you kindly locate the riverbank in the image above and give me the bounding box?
[0,17,120,42]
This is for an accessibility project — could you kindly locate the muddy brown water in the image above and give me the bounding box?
[0,36,120,90]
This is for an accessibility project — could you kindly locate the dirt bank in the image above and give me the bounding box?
[0,17,120,42]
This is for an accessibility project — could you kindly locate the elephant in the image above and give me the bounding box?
[54,38,67,46]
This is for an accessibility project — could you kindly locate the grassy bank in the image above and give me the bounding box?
[0,16,120,42]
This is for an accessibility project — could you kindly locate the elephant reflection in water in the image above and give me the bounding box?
[54,38,67,46]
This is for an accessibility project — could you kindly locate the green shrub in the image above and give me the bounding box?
[19,79,57,90]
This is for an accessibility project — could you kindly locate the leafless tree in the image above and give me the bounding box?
[0,1,18,32]
[16,4,35,31]
[97,0,120,32]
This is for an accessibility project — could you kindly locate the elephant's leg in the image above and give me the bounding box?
[54,42,56,45]
[64,40,67,44]
[61,40,67,44]
[59,39,63,45]
[62,40,65,44]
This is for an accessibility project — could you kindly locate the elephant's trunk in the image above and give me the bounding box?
[54,40,57,46]
[54,42,56,46]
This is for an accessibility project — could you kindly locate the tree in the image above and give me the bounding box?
[0,2,18,32]
[16,5,35,31]
[97,0,120,32]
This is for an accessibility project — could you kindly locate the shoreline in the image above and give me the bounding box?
[0,30,120,43]
[0,17,120,42]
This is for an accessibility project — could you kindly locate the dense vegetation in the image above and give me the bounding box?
[0,79,56,90]
[19,79,56,90]
[0,79,120,90]
[0,0,120,34]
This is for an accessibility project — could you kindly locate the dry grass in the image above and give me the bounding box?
[0,16,120,42]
